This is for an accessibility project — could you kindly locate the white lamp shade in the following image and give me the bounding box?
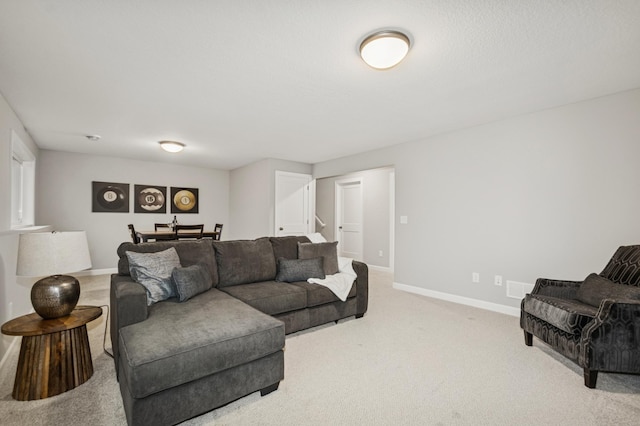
[16,231,92,277]
[360,31,410,70]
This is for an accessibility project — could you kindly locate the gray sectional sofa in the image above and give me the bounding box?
[110,236,368,426]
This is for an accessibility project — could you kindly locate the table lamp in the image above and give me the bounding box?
[16,231,92,319]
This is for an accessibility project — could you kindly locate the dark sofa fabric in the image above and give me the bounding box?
[270,236,310,260]
[212,237,277,287]
[521,245,640,388]
[111,236,368,425]
[118,240,218,286]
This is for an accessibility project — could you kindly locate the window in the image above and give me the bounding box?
[11,130,35,228]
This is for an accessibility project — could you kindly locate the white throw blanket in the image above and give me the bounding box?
[307,256,357,301]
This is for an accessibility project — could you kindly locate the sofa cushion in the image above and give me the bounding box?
[118,240,218,286]
[276,257,325,283]
[289,280,357,307]
[298,241,339,275]
[220,281,307,315]
[126,248,181,305]
[171,264,213,302]
[270,236,311,260]
[118,288,285,399]
[213,238,277,287]
[523,294,598,335]
[576,273,640,307]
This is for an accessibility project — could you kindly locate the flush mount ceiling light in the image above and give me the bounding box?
[159,140,185,153]
[85,134,101,141]
[359,30,411,70]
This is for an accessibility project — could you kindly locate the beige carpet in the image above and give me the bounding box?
[1,270,639,425]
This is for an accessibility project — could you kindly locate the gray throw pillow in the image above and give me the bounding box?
[298,241,339,275]
[171,264,213,302]
[276,257,325,282]
[576,272,640,307]
[126,247,182,305]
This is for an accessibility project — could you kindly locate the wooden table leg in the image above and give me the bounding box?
[12,325,94,401]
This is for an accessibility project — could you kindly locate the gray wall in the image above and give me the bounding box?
[36,150,229,269]
[0,92,41,361]
[229,158,311,240]
[315,167,393,268]
[314,89,640,309]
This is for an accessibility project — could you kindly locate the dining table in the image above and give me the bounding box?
[136,229,219,242]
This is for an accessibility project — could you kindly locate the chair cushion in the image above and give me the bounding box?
[213,238,277,287]
[576,273,640,307]
[523,294,598,335]
[118,288,284,399]
[289,280,357,307]
[220,281,307,315]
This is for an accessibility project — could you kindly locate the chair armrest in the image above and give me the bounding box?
[110,274,149,375]
[532,278,582,299]
[580,299,640,372]
[352,261,369,316]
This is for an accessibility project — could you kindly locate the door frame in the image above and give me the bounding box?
[334,177,363,259]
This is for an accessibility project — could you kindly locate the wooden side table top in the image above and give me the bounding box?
[1,306,102,337]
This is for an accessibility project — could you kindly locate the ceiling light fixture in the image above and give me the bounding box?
[159,141,185,153]
[359,30,411,70]
[85,135,101,141]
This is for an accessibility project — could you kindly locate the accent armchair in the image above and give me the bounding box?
[520,245,640,388]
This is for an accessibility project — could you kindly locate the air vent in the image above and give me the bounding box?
[506,280,535,299]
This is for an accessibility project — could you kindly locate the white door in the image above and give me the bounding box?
[335,178,363,260]
[275,171,312,236]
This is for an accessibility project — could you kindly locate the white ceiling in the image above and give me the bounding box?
[1,1,639,170]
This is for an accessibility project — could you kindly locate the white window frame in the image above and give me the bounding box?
[11,130,35,229]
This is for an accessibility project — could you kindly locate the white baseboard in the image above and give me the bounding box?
[76,268,118,277]
[367,264,393,273]
[393,282,520,317]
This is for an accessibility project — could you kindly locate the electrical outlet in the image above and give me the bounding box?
[378,250,383,257]
[494,275,503,286]
[472,272,480,283]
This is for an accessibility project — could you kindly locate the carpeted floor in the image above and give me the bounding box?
[1,270,639,425]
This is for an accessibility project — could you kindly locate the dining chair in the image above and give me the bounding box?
[175,224,204,239]
[214,223,223,240]
[154,223,172,231]
[128,224,140,244]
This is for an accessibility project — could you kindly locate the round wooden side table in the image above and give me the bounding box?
[1,305,102,401]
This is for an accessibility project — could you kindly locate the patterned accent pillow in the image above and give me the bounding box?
[276,257,325,282]
[171,264,213,302]
[298,241,339,275]
[126,247,182,305]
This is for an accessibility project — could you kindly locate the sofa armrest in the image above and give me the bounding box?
[532,278,582,299]
[580,299,640,372]
[110,274,149,375]
[352,261,368,317]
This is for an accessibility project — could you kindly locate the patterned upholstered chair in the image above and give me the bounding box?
[521,245,640,388]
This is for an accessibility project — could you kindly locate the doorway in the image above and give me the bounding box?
[274,171,312,236]
[335,178,363,260]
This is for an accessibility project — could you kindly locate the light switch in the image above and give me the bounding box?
[400,215,408,224]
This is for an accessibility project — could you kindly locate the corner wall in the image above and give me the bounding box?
[229,158,311,240]
[313,89,640,310]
